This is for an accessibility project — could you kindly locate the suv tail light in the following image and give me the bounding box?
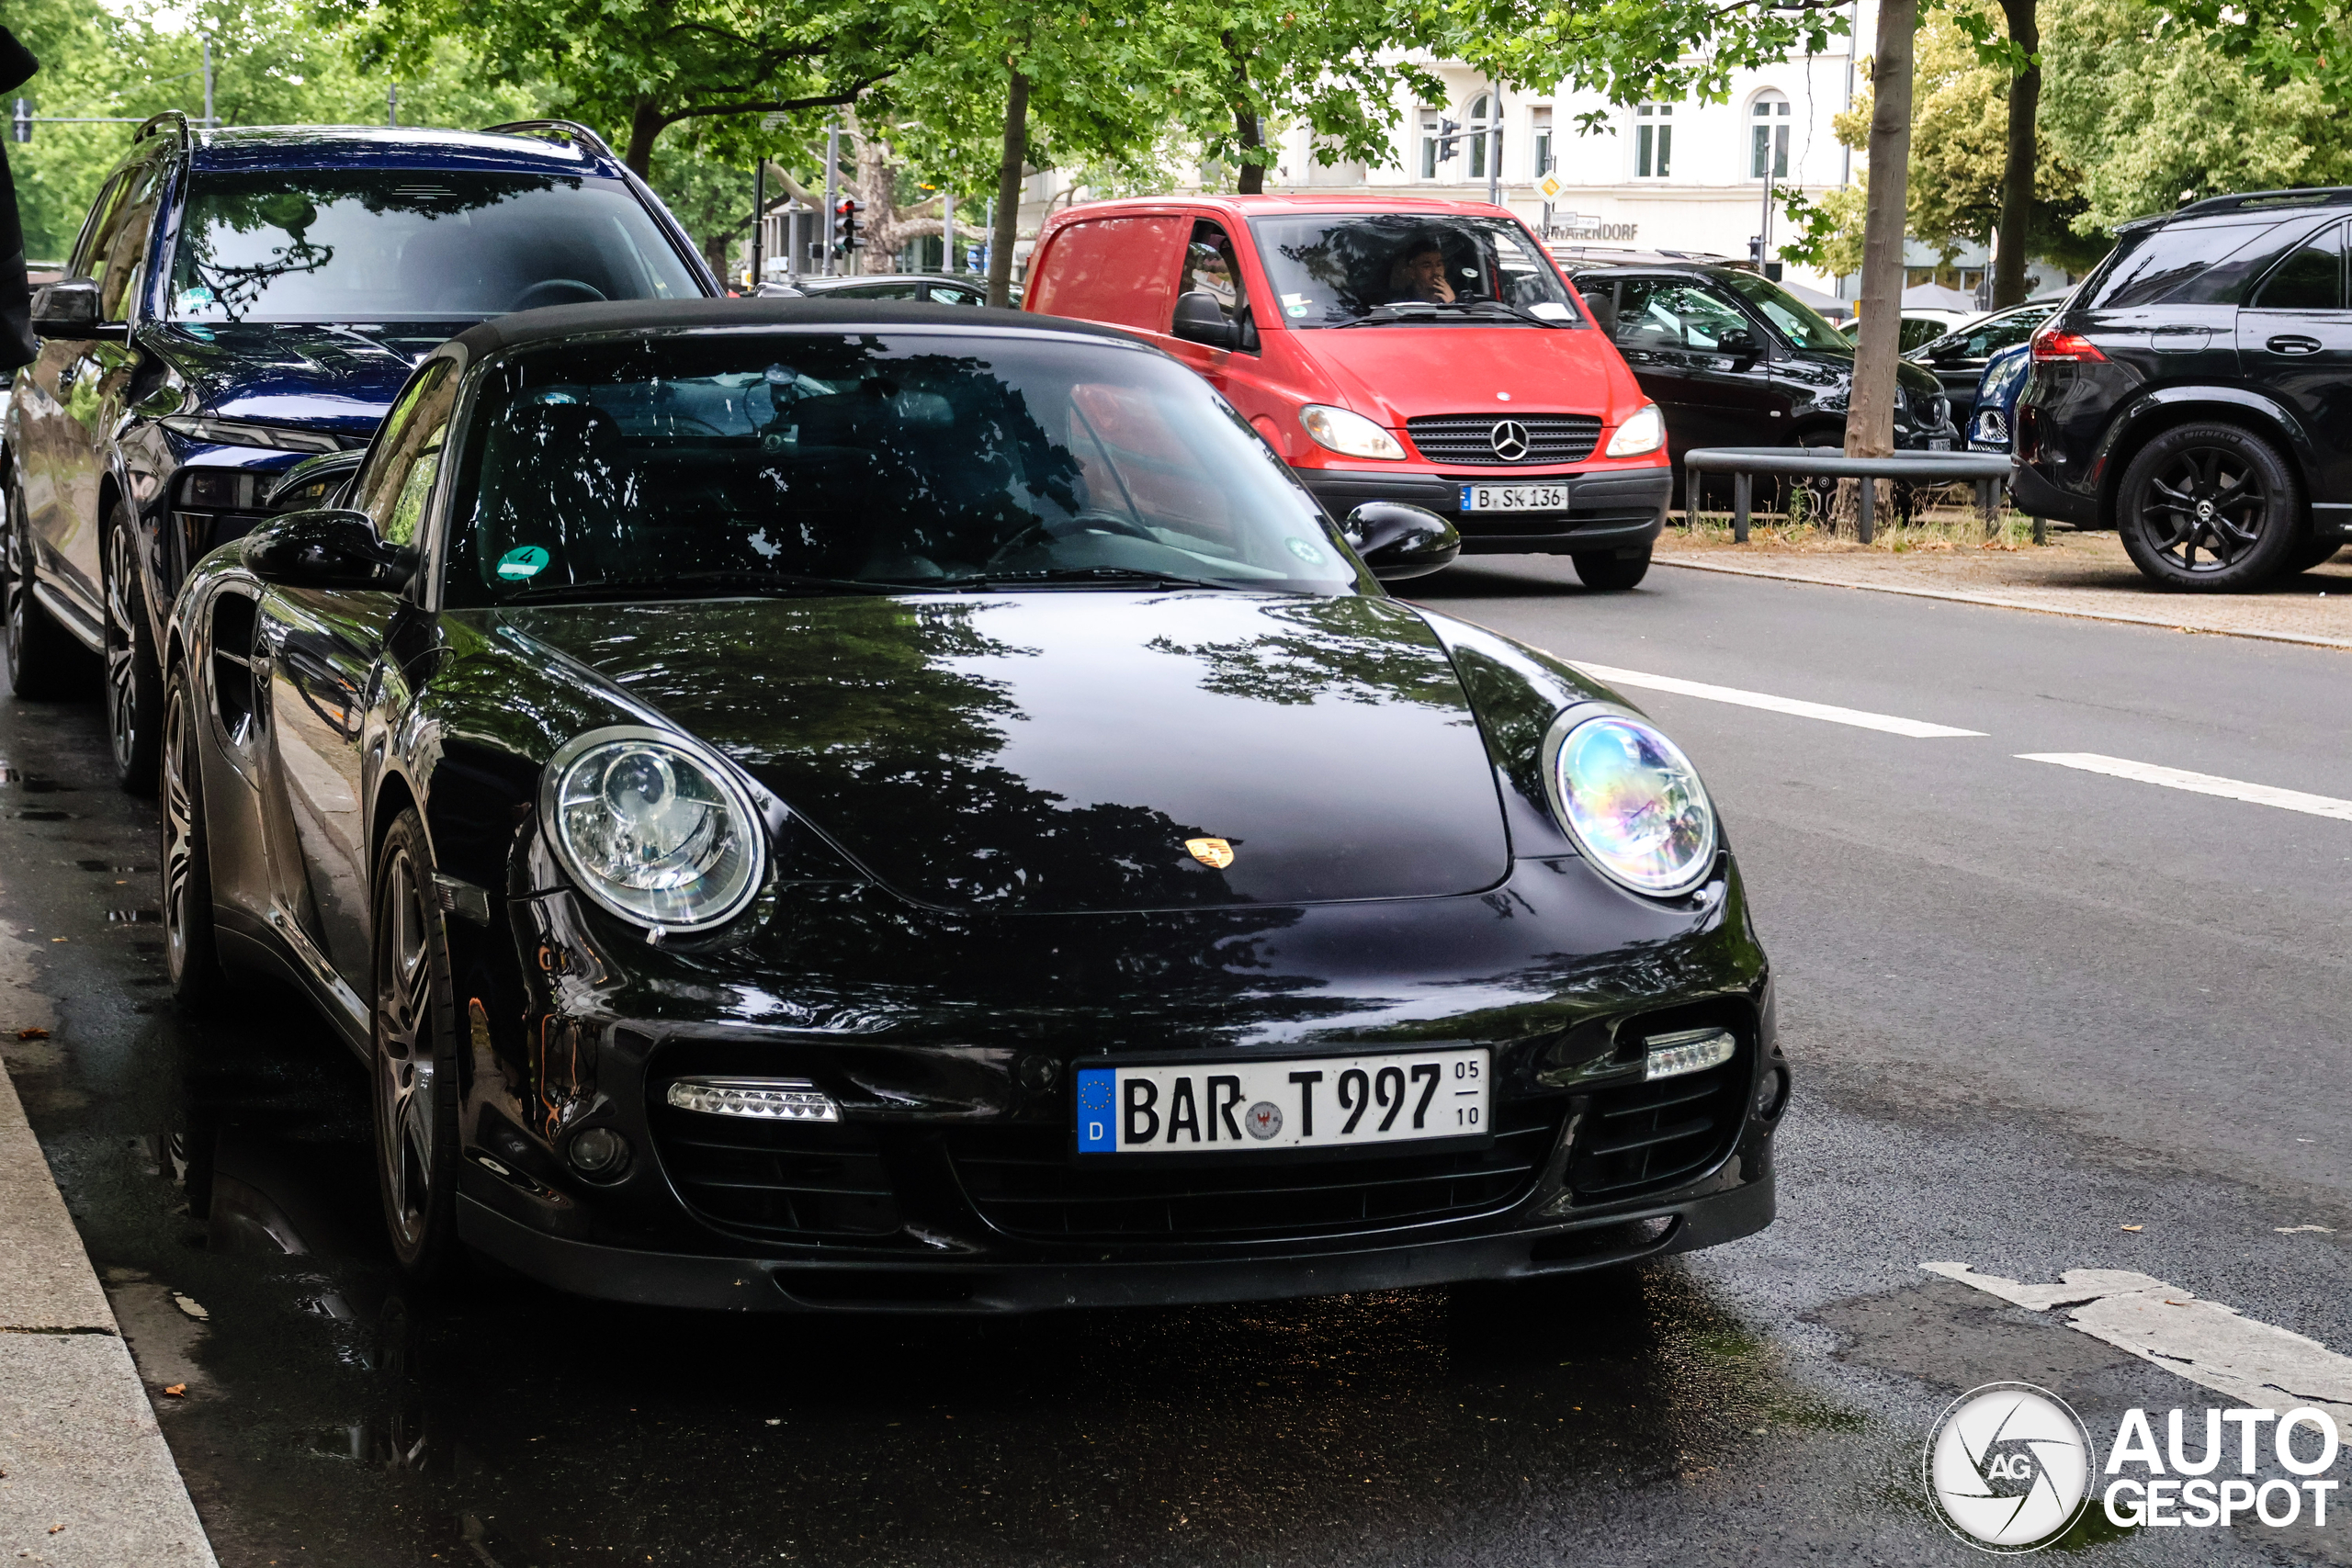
[2030,324,2107,363]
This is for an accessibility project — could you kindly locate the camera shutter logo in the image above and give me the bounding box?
[1924,1382,2096,1552]
[1488,420,1531,461]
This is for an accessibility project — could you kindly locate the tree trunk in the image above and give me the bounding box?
[1223,30,1264,195]
[1846,0,1917,466]
[1992,0,2041,309]
[623,97,665,179]
[988,69,1029,309]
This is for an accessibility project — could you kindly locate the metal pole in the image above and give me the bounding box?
[750,161,764,291]
[1734,472,1752,544]
[387,83,397,129]
[1486,85,1501,208]
[942,193,955,273]
[822,123,840,277]
[201,36,214,127]
[1758,170,1773,273]
[1857,478,1875,544]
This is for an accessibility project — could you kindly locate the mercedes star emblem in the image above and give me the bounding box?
[1489,419,1531,462]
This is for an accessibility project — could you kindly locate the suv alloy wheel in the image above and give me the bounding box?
[104,502,165,793]
[2116,423,2304,592]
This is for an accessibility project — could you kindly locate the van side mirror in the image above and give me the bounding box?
[1343,502,1460,581]
[244,509,417,591]
[1171,292,1239,351]
[30,278,124,342]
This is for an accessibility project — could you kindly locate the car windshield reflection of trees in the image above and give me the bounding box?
[451,337,1349,603]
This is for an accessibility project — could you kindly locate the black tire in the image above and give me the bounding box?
[3,467,85,700]
[2284,536,2343,575]
[162,667,225,1011]
[104,502,164,795]
[2117,423,2303,592]
[1573,547,1652,592]
[371,809,464,1281]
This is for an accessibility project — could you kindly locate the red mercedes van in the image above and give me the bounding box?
[1023,195,1670,588]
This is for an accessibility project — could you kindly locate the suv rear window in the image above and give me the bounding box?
[2084,220,2278,309]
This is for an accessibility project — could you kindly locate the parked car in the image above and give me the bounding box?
[163,297,1785,1303]
[1908,299,2063,425]
[1566,263,1959,491]
[1024,196,1671,591]
[2013,186,2352,590]
[1966,343,2032,453]
[755,273,993,306]
[1,115,717,794]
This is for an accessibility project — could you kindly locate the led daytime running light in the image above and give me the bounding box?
[666,1077,841,1121]
[1643,1028,1736,1081]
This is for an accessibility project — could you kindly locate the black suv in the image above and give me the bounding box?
[2,116,716,790]
[1568,263,1959,479]
[2013,187,2352,590]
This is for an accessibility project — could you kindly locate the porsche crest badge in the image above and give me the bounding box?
[1184,837,1236,869]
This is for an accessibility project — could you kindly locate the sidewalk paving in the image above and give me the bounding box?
[1,1016,215,1564]
[1655,526,2352,649]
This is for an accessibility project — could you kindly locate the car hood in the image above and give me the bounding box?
[1291,324,1634,425]
[500,591,1511,914]
[150,321,461,440]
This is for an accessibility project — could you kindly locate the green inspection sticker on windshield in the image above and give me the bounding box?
[496,545,551,581]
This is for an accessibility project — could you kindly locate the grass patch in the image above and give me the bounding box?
[1676,479,2050,553]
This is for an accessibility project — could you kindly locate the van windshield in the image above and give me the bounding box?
[1249,214,1583,327]
[168,172,701,323]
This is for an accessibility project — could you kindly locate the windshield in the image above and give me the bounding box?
[1249,213,1583,326]
[444,332,1356,607]
[167,172,701,323]
[1718,271,1854,352]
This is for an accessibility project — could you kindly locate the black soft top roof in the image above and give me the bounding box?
[451,298,1142,359]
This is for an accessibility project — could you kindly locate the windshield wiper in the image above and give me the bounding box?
[925,566,1239,592]
[502,570,913,603]
[1329,299,1566,329]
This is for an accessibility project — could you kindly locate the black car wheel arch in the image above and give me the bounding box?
[2116,423,2306,590]
[5,466,85,701]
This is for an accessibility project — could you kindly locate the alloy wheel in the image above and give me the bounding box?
[3,493,25,677]
[376,849,439,1256]
[105,525,141,773]
[2136,445,2271,575]
[162,683,198,983]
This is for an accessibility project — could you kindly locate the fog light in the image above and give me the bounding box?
[566,1126,630,1176]
[1643,1028,1736,1081]
[664,1077,840,1122]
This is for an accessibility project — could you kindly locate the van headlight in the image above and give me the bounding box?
[1603,403,1666,457]
[540,727,766,931]
[1300,404,1406,460]
[1542,710,1716,897]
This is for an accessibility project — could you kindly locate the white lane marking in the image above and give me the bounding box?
[1925,1262,2352,1423]
[1571,662,1986,739]
[2017,752,2352,823]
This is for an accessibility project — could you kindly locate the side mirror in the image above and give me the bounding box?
[1716,327,1759,363]
[30,278,122,341]
[244,509,416,591]
[1343,502,1460,581]
[1171,292,1239,351]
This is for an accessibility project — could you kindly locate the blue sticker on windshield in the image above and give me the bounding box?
[1284,536,1327,566]
[496,545,551,581]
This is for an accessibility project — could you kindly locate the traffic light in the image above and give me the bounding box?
[1435,119,1461,162]
[1747,234,1766,267]
[11,98,30,144]
[831,198,862,254]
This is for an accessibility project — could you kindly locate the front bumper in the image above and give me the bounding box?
[1295,467,1670,557]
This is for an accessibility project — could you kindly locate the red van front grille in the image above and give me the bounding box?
[1408,414,1602,466]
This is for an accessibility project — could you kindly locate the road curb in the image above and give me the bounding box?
[1657,555,2352,652]
[0,1056,218,1567]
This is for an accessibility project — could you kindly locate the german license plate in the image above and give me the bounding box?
[1076,1048,1489,1154]
[1928,437,1953,451]
[1460,483,1568,512]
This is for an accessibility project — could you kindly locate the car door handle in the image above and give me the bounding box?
[2267,335,2323,355]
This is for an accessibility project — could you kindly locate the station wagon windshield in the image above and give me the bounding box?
[444,333,1356,606]
[167,172,700,323]
[1249,214,1582,327]
[1717,270,1855,353]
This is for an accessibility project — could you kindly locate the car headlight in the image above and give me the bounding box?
[1299,404,1406,460]
[1603,403,1665,457]
[1542,710,1717,897]
[540,727,766,931]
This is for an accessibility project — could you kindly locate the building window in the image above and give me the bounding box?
[1532,107,1554,178]
[1635,103,1672,178]
[1751,92,1790,180]
[1419,109,1442,179]
[1466,94,1495,181]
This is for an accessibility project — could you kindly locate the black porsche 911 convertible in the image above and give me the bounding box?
[162,299,1785,1311]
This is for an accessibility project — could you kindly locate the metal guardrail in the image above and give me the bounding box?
[1682,447,2015,545]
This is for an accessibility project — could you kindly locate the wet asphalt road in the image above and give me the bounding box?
[4,558,2349,1566]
